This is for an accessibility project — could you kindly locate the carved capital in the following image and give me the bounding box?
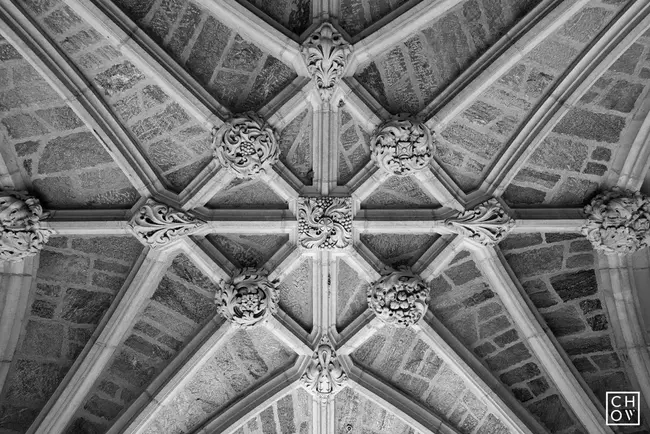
[212,113,279,178]
[371,116,434,176]
[129,199,205,248]
[298,197,352,249]
[215,269,279,327]
[0,190,53,262]
[445,199,514,245]
[367,267,429,327]
[301,336,347,400]
[582,188,650,254]
[301,23,352,101]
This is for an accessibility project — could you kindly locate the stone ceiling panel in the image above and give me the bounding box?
[360,233,439,267]
[278,257,313,332]
[237,0,311,36]
[440,0,626,193]
[503,29,650,207]
[0,235,143,433]
[351,327,512,434]
[279,108,313,185]
[338,107,371,185]
[139,328,296,434]
[354,0,541,114]
[235,388,312,434]
[206,177,289,209]
[336,257,369,331]
[340,0,415,38]
[361,175,440,209]
[207,234,290,269]
[427,248,585,433]
[336,386,421,434]
[0,42,140,208]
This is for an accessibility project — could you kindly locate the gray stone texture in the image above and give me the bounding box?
[339,109,370,185]
[336,387,416,434]
[336,258,369,331]
[207,176,288,209]
[362,175,440,209]
[360,233,438,268]
[280,109,313,185]
[247,0,311,35]
[208,234,289,269]
[278,258,314,331]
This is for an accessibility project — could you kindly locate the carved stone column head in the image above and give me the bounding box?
[445,198,514,245]
[215,269,279,328]
[301,336,347,400]
[367,267,429,327]
[298,196,352,249]
[212,113,279,178]
[582,188,650,254]
[370,116,434,176]
[301,23,352,101]
[129,199,205,249]
[0,190,53,262]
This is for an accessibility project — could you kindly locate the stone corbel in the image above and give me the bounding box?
[129,198,205,249]
[301,336,348,400]
[0,190,54,262]
[445,198,514,245]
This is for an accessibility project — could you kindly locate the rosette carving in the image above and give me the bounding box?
[367,267,429,327]
[0,191,53,262]
[298,197,352,249]
[129,199,205,248]
[301,23,352,101]
[215,269,279,327]
[582,188,650,254]
[301,336,347,400]
[370,117,434,176]
[212,113,279,178]
[445,199,514,245]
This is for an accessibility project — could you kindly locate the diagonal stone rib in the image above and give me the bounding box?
[483,1,650,196]
[260,163,302,207]
[178,237,234,282]
[265,312,312,356]
[342,359,461,434]
[30,248,171,434]
[614,106,650,190]
[412,169,464,211]
[109,319,235,434]
[195,0,308,76]
[179,162,235,211]
[0,3,169,198]
[63,0,230,126]
[469,244,611,434]
[348,161,392,205]
[310,93,340,195]
[414,312,544,434]
[338,79,390,132]
[265,244,302,281]
[511,208,586,234]
[337,310,384,356]
[261,77,312,130]
[346,244,383,282]
[412,235,465,283]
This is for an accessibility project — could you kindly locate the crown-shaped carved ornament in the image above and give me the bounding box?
[0,190,53,262]
[129,199,205,249]
[301,336,347,401]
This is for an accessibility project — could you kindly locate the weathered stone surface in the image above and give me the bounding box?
[61,288,114,324]
[529,137,588,171]
[587,314,608,331]
[579,299,601,314]
[554,109,625,143]
[513,167,561,189]
[544,305,585,337]
[441,123,501,159]
[20,320,64,358]
[494,329,518,347]
[500,363,540,386]
[552,177,598,206]
[610,42,643,74]
[499,233,543,250]
[94,61,145,95]
[505,246,563,278]
[152,276,216,324]
[445,260,481,285]
[479,315,510,339]
[279,259,313,330]
[522,279,558,309]
[561,335,613,356]
[485,343,531,371]
[550,269,597,301]
[502,185,546,205]
[526,395,574,432]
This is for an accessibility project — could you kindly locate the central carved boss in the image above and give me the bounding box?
[301,336,347,400]
[215,269,279,328]
[367,267,430,327]
[298,197,352,249]
[370,117,434,176]
[0,190,53,262]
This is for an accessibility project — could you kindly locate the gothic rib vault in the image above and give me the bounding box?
[2,0,650,433]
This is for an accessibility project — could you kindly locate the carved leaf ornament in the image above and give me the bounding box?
[212,113,280,178]
[301,336,347,400]
[298,197,352,249]
[582,188,650,254]
[367,267,430,327]
[129,199,205,248]
[445,199,514,245]
[0,190,53,262]
[371,117,434,176]
[215,269,279,328]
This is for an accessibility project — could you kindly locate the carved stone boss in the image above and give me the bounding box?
[582,188,650,254]
[129,199,205,248]
[215,269,279,328]
[301,336,347,400]
[212,113,280,178]
[368,267,430,327]
[445,199,514,245]
[301,23,352,101]
[0,190,53,262]
[298,196,352,249]
[370,117,434,176]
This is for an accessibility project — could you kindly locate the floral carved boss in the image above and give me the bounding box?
[0,190,53,262]
[445,199,514,246]
[129,199,205,248]
[367,267,430,327]
[215,269,279,327]
[301,23,352,101]
[301,336,347,400]
[370,117,434,176]
[582,188,650,254]
[212,113,280,178]
[298,196,352,249]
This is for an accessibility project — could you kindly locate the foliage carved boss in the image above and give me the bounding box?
[0,190,53,262]
[212,113,280,178]
[445,199,514,246]
[371,117,434,176]
[298,197,352,249]
[301,336,347,400]
[582,188,650,254]
[129,199,205,248]
[215,269,279,327]
[301,23,352,101]
[368,267,430,327]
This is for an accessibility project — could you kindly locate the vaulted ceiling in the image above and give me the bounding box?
[1,0,650,434]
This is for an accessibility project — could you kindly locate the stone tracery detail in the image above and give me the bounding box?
[0,190,53,262]
[445,199,514,245]
[370,116,434,176]
[215,269,279,328]
[582,188,650,254]
[298,196,352,249]
[301,23,352,101]
[367,267,430,327]
[212,113,279,178]
[129,199,205,248]
[301,336,347,400]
